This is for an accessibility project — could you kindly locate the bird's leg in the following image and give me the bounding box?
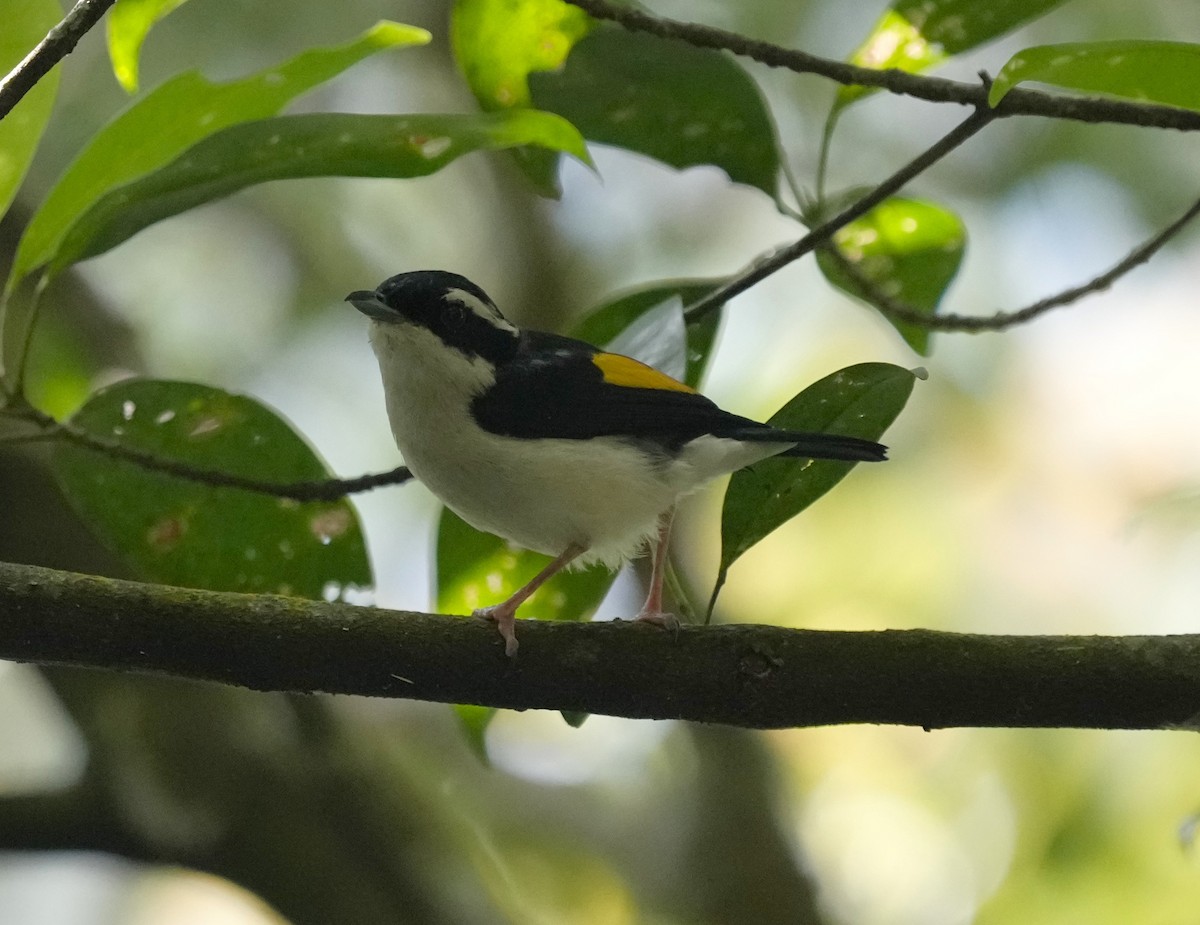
[474,542,586,657]
[635,508,680,631]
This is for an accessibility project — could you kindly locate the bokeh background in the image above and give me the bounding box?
[3,1,1200,922]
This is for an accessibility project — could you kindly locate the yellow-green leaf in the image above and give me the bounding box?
[10,21,429,288]
[107,0,189,93]
[816,197,965,355]
[990,41,1200,112]
[451,0,592,196]
[52,110,588,271]
[840,0,1068,106]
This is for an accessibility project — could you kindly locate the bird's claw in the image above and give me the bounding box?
[474,605,519,657]
[634,610,681,637]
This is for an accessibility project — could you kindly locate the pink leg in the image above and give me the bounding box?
[474,542,586,657]
[635,509,679,631]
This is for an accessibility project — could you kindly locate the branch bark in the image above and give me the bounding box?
[0,0,117,122]
[3,560,1199,731]
[563,0,1200,132]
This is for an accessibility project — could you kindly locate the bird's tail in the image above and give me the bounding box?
[773,431,887,462]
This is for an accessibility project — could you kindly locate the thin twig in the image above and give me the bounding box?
[824,193,1200,332]
[684,105,996,322]
[562,0,1200,133]
[11,404,412,501]
[0,0,118,122]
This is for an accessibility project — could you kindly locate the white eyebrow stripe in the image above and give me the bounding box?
[444,287,517,332]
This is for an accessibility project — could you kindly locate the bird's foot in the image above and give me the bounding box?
[634,609,680,636]
[473,605,519,657]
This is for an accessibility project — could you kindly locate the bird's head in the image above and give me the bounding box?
[346,270,518,363]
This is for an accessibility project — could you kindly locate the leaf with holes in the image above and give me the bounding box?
[531,27,779,196]
[52,380,371,599]
[709,363,918,616]
[816,197,965,355]
[989,41,1200,112]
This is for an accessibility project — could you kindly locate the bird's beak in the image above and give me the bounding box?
[346,290,391,321]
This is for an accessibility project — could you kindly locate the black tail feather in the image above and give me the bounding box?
[729,428,888,462]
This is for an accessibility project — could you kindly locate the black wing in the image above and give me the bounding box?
[472,331,887,461]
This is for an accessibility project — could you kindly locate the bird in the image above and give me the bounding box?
[347,270,887,656]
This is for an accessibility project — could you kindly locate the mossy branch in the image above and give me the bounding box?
[3,560,1198,731]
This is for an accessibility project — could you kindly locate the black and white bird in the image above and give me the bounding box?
[348,271,886,656]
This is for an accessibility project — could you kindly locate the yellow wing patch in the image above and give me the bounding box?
[592,352,695,393]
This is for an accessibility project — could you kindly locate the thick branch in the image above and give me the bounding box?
[3,560,1199,731]
[563,0,1200,132]
[0,0,117,122]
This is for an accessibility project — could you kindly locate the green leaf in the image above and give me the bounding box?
[0,0,61,220]
[816,197,965,355]
[710,363,918,614]
[451,0,591,110]
[52,109,589,271]
[451,0,592,196]
[573,280,727,390]
[10,20,429,287]
[106,0,189,93]
[438,507,611,734]
[989,41,1200,111]
[436,507,613,625]
[840,0,1068,106]
[454,703,495,761]
[52,380,371,598]
[531,27,779,196]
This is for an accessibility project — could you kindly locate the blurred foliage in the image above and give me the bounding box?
[2,0,1200,923]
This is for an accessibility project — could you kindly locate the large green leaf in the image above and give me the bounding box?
[816,197,965,355]
[10,20,429,287]
[709,363,918,614]
[451,0,592,195]
[52,380,371,598]
[573,280,727,389]
[0,0,62,220]
[989,41,1200,112]
[530,27,779,196]
[106,0,190,93]
[840,0,1068,105]
[52,110,589,271]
